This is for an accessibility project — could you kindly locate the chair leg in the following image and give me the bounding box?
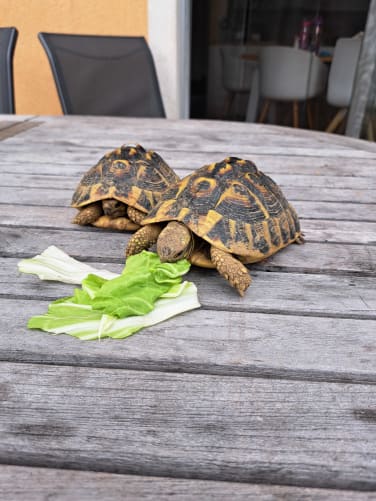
[258,99,270,123]
[367,117,375,142]
[326,108,348,133]
[223,91,235,119]
[306,100,314,129]
[292,101,299,128]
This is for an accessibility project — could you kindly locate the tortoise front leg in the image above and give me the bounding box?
[210,246,251,296]
[126,224,162,257]
[72,202,103,225]
[127,206,147,225]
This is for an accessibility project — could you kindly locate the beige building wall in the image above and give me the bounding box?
[2,0,148,115]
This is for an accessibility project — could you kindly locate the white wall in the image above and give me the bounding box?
[148,0,191,119]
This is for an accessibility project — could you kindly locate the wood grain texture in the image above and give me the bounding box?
[2,171,376,189]
[2,153,376,178]
[2,227,375,276]
[0,121,42,141]
[3,257,376,318]
[1,465,374,501]
[0,208,376,245]
[3,200,376,225]
[1,297,376,383]
[0,362,376,490]
[3,182,376,204]
[2,117,376,162]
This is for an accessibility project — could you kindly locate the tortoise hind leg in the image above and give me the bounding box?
[189,245,216,269]
[126,224,162,257]
[210,246,251,296]
[72,202,103,225]
[93,216,140,231]
[295,233,305,244]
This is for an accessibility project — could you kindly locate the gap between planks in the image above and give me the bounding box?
[0,464,375,501]
[1,345,376,386]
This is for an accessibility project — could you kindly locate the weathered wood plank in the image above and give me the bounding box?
[1,297,376,383]
[3,120,376,161]
[2,171,376,190]
[302,219,376,244]
[2,227,375,276]
[1,362,376,490]
[2,205,375,244]
[3,201,375,229]
[4,255,376,318]
[6,114,376,153]
[1,152,376,178]
[3,136,376,159]
[0,120,43,141]
[0,116,35,129]
[0,171,376,206]
[1,465,374,501]
[3,183,375,205]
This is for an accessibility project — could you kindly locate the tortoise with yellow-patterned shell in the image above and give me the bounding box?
[71,144,180,231]
[126,157,304,296]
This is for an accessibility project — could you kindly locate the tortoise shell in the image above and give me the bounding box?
[142,157,302,263]
[71,144,180,214]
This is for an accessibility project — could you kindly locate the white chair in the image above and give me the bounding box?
[258,46,328,128]
[325,37,362,133]
[220,45,258,118]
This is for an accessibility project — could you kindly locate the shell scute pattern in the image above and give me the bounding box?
[143,157,302,262]
[71,144,179,213]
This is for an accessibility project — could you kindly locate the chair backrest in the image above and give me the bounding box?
[0,27,18,114]
[259,46,328,101]
[38,33,165,117]
[326,37,362,108]
[220,45,257,93]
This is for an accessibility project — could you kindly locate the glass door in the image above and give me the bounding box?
[190,0,371,134]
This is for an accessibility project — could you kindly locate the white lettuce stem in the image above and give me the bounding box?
[18,245,119,283]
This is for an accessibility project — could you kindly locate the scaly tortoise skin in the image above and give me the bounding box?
[126,157,304,296]
[71,144,180,231]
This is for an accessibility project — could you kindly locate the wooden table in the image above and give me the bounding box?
[1,115,376,500]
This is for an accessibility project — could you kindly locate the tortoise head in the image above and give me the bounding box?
[102,198,127,218]
[157,221,194,262]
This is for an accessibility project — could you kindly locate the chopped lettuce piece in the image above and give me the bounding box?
[90,252,190,318]
[28,282,200,340]
[21,247,200,341]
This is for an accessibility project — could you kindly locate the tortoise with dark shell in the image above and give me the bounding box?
[126,157,304,296]
[71,144,180,231]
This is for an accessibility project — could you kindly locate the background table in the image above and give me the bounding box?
[1,115,376,500]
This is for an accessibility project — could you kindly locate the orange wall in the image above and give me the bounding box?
[2,0,148,115]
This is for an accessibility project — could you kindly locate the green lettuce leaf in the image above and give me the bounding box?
[90,251,190,318]
[23,248,200,341]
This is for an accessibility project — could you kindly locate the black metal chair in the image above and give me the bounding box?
[0,27,18,114]
[38,33,165,117]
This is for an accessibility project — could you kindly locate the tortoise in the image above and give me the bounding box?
[126,156,304,296]
[71,144,180,231]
